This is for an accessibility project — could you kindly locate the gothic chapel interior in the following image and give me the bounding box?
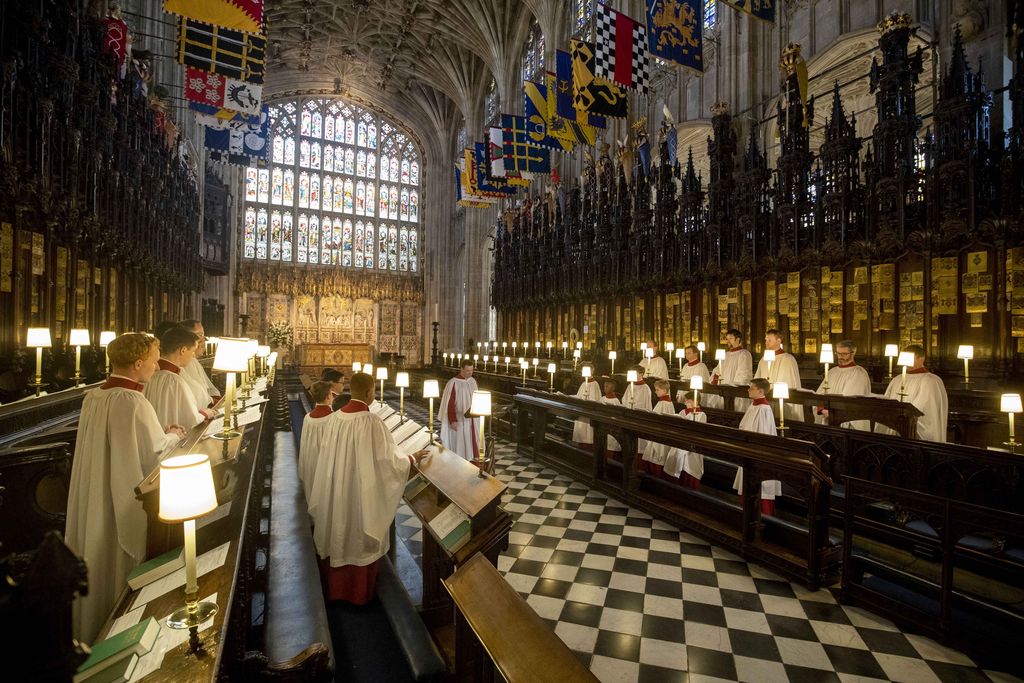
[3,0,1024,681]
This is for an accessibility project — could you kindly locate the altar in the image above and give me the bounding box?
[298,343,373,376]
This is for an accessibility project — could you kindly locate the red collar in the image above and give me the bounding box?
[907,367,928,375]
[728,346,745,352]
[687,359,700,367]
[685,407,702,415]
[752,397,770,406]
[158,358,181,374]
[342,399,370,413]
[837,362,857,369]
[771,349,786,356]
[604,392,617,399]
[102,376,143,392]
[309,405,333,418]
[658,395,672,402]
[633,380,646,386]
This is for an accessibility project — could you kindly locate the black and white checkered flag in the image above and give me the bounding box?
[594,2,651,95]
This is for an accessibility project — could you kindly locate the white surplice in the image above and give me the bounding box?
[876,370,949,442]
[640,355,670,379]
[732,401,782,499]
[298,408,335,502]
[624,381,653,452]
[642,398,679,466]
[439,376,480,460]
[814,364,872,431]
[755,351,803,422]
[308,409,411,567]
[183,357,219,407]
[675,361,711,402]
[65,385,179,643]
[707,347,753,410]
[600,394,622,452]
[571,378,602,444]
[665,409,707,479]
[143,367,204,429]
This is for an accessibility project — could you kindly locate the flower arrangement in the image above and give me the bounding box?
[267,321,293,349]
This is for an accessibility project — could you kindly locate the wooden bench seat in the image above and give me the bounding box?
[376,555,446,681]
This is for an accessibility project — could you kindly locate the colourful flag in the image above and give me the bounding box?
[595,4,651,93]
[185,67,262,115]
[571,40,628,119]
[525,80,573,152]
[501,115,550,174]
[721,0,775,23]
[190,101,259,129]
[205,105,269,165]
[546,72,596,147]
[164,0,263,35]
[646,0,704,73]
[177,17,265,84]
[555,50,605,129]
[475,143,516,195]
[455,165,496,208]
[488,127,531,185]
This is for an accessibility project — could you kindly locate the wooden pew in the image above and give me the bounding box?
[444,553,597,683]
[0,441,72,554]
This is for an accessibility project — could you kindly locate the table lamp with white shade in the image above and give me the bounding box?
[640,342,648,355]
[690,374,704,408]
[572,349,581,370]
[546,341,553,355]
[352,361,362,373]
[763,349,776,381]
[666,342,675,359]
[675,347,685,374]
[504,356,511,373]
[267,352,278,383]
[469,390,492,477]
[256,344,271,376]
[608,350,617,375]
[957,345,974,385]
[576,341,583,351]
[211,337,249,439]
[532,357,539,378]
[697,341,706,363]
[69,328,90,387]
[547,362,557,390]
[423,379,440,444]
[159,453,219,640]
[520,360,529,386]
[561,341,568,358]
[376,366,388,406]
[884,344,899,379]
[715,348,726,363]
[644,347,654,376]
[773,382,790,432]
[1002,393,1022,453]
[396,372,409,422]
[26,327,52,396]
[897,351,915,400]
[820,347,835,393]
[99,330,116,376]
[626,370,638,409]
[363,362,374,377]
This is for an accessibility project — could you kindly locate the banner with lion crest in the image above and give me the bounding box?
[645,0,703,73]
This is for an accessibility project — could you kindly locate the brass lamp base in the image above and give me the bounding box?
[473,456,491,478]
[210,429,242,441]
[167,599,218,629]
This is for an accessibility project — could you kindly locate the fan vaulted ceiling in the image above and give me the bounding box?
[263,0,563,156]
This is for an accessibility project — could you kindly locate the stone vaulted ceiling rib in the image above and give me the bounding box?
[263,0,545,145]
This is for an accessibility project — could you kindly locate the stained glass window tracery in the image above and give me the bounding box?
[243,98,420,272]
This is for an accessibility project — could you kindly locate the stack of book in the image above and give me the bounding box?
[74,617,160,682]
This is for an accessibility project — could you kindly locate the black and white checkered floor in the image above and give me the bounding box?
[390,397,1020,682]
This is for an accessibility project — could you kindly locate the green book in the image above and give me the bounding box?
[126,546,184,590]
[404,474,429,501]
[441,519,472,553]
[77,653,138,683]
[75,617,159,682]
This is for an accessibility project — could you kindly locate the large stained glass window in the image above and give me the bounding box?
[703,0,717,33]
[243,98,421,273]
[522,21,545,83]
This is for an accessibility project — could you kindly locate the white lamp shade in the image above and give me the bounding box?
[257,345,271,357]
[884,344,899,358]
[697,342,706,352]
[546,342,552,348]
[518,357,525,364]
[820,349,835,364]
[26,328,52,348]
[213,337,252,372]
[267,352,278,365]
[352,361,363,372]
[666,343,675,352]
[773,382,790,399]
[473,354,479,361]
[512,342,517,348]
[957,345,974,360]
[470,390,492,416]
[627,370,638,382]
[608,351,617,360]
[502,342,507,348]
[675,348,685,358]
[822,343,834,352]
[535,342,541,349]
[245,339,259,356]
[645,348,654,359]
[689,375,704,390]
[640,342,648,351]
[763,350,776,362]
[208,337,220,345]
[158,453,217,522]
[504,356,510,363]
[573,350,581,359]
[547,363,557,373]
[532,358,539,367]
[561,341,568,348]
[715,349,726,361]
[1001,393,1023,413]
[897,351,915,367]
[376,367,388,380]
[363,363,374,375]
[576,342,583,349]
[582,366,592,378]
[99,330,117,347]
[477,342,482,348]
[396,371,410,388]
[520,360,529,369]
[423,379,440,399]
[69,329,91,346]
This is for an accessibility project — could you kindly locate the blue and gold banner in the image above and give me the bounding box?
[721,0,775,24]
[546,72,596,147]
[645,0,703,73]
[555,50,605,129]
[475,143,516,195]
[525,80,573,152]
[570,40,628,120]
[501,114,551,174]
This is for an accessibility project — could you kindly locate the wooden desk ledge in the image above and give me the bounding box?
[444,553,598,683]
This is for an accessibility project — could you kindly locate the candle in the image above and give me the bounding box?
[434,303,439,321]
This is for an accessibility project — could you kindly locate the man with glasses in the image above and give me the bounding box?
[814,340,872,430]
